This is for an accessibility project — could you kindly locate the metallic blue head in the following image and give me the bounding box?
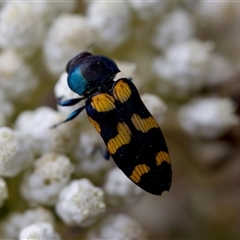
[66,52,120,96]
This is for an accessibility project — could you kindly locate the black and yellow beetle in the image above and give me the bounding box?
[55,52,171,195]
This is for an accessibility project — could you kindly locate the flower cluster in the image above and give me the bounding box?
[0,1,239,239]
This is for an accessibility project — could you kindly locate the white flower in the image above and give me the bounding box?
[2,207,55,239]
[15,107,79,155]
[0,127,33,177]
[152,9,195,50]
[0,178,8,208]
[86,2,132,51]
[74,128,111,182]
[44,14,95,75]
[128,0,167,20]
[21,153,74,206]
[141,93,167,124]
[56,179,106,227]
[115,60,142,89]
[0,2,45,56]
[115,61,137,80]
[152,39,214,96]
[87,213,148,239]
[195,1,234,26]
[178,97,239,138]
[19,222,61,240]
[0,50,38,101]
[35,1,77,22]
[3,0,77,23]
[103,167,143,206]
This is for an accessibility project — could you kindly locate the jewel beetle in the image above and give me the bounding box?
[55,52,172,195]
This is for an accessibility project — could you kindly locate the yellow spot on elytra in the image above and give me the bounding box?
[130,174,139,183]
[113,80,132,103]
[107,122,131,155]
[131,114,159,133]
[156,151,171,166]
[130,164,150,183]
[88,117,101,133]
[91,93,115,112]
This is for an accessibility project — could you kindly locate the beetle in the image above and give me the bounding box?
[54,52,171,195]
